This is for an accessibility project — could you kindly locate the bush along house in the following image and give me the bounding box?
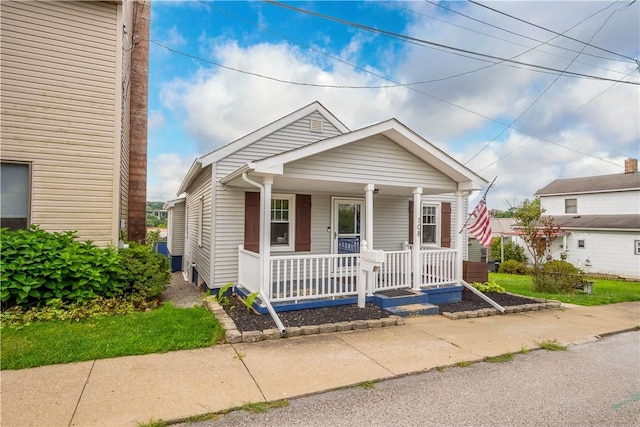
[169,101,491,319]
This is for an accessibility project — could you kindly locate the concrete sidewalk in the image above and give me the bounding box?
[1,302,638,427]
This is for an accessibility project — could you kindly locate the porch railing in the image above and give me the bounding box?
[269,253,359,302]
[419,248,457,287]
[238,247,261,293]
[374,250,411,291]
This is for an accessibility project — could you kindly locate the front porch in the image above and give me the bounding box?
[238,245,463,312]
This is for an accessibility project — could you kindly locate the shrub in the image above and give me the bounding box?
[533,260,584,293]
[0,226,126,308]
[472,280,505,293]
[498,259,529,275]
[118,242,170,299]
[490,238,527,263]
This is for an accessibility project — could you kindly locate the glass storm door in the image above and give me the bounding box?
[332,198,364,256]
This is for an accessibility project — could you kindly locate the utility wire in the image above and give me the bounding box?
[425,0,634,63]
[465,0,628,166]
[265,1,639,86]
[387,1,629,77]
[468,0,638,63]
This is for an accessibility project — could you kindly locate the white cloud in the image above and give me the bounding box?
[147,152,192,201]
[155,1,639,210]
[148,110,165,130]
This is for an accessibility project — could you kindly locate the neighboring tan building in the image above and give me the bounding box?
[534,158,640,280]
[0,0,149,245]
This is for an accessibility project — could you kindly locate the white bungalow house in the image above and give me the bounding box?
[534,158,640,280]
[171,102,489,312]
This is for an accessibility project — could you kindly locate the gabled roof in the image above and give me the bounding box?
[551,214,640,230]
[221,118,488,191]
[162,197,185,210]
[535,172,640,196]
[199,101,349,167]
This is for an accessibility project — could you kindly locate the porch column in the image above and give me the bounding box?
[364,184,375,296]
[455,191,464,284]
[261,175,273,295]
[412,188,422,290]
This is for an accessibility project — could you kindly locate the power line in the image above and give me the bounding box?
[465,0,630,166]
[425,0,634,64]
[468,0,638,63]
[264,1,639,86]
[386,1,629,77]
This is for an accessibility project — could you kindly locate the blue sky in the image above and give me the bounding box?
[147,1,640,210]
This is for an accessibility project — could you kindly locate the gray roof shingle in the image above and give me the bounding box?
[535,172,640,196]
[550,214,640,230]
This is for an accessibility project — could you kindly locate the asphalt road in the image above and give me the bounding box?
[179,331,640,427]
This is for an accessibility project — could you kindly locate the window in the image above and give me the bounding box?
[578,239,585,249]
[634,240,640,255]
[565,198,577,214]
[0,161,31,230]
[421,204,439,245]
[271,195,295,250]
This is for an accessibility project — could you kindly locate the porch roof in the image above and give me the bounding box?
[221,119,488,195]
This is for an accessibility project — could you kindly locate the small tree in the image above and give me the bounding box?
[489,237,527,263]
[513,199,560,270]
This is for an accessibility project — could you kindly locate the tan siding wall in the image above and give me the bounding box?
[284,135,456,191]
[1,1,120,246]
[184,167,212,286]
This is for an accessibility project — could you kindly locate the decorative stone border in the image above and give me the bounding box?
[441,298,562,320]
[203,296,405,344]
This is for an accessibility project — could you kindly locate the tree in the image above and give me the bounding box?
[489,237,527,263]
[513,199,560,270]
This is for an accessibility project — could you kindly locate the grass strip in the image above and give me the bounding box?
[489,273,640,306]
[1,304,223,370]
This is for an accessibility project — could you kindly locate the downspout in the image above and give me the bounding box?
[241,172,286,335]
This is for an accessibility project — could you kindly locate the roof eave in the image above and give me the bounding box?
[176,159,204,196]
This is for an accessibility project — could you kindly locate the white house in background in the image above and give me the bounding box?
[163,198,185,272]
[534,158,640,280]
[170,102,488,312]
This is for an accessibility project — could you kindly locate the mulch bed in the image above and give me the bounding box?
[224,291,543,333]
[437,291,540,314]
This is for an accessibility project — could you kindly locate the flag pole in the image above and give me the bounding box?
[459,176,497,233]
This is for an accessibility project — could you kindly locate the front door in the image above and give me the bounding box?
[332,198,364,256]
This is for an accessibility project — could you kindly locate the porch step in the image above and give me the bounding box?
[373,289,429,308]
[385,303,440,317]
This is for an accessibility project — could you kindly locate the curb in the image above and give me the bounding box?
[203,296,405,344]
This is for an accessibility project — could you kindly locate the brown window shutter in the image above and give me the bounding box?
[244,192,260,253]
[295,194,311,252]
[441,202,452,248]
[408,200,414,245]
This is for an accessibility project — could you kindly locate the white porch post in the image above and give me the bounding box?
[261,175,273,295]
[455,191,464,284]
[412,188,422,290]
[364,184,375,296]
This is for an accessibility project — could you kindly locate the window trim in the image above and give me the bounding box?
[270,193,295,252]
[577,239,585,249]
[420,202,441,247]
[634,240,640,255]
[565,198,577,214]
[0,160,32,230]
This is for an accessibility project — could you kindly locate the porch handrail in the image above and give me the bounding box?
[419,248,457,287]
[269,253,359,302]
[375,249,411,290]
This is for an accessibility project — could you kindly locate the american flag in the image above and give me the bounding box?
[468,199,493,247]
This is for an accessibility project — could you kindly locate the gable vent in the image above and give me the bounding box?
[310,118,324,133]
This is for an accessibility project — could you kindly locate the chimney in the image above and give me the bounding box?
[624,158,638,174]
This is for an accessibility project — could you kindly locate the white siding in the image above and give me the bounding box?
[284,135,456,191]
[167,202,185,256]
[541,190,640,216]
[211,112,344,287]
[555,231,639,280]
[184,167,212,286]
[0,1,122,246]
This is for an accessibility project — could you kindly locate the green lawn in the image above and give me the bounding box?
[490,272,640,306]
[1,304,224,370]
